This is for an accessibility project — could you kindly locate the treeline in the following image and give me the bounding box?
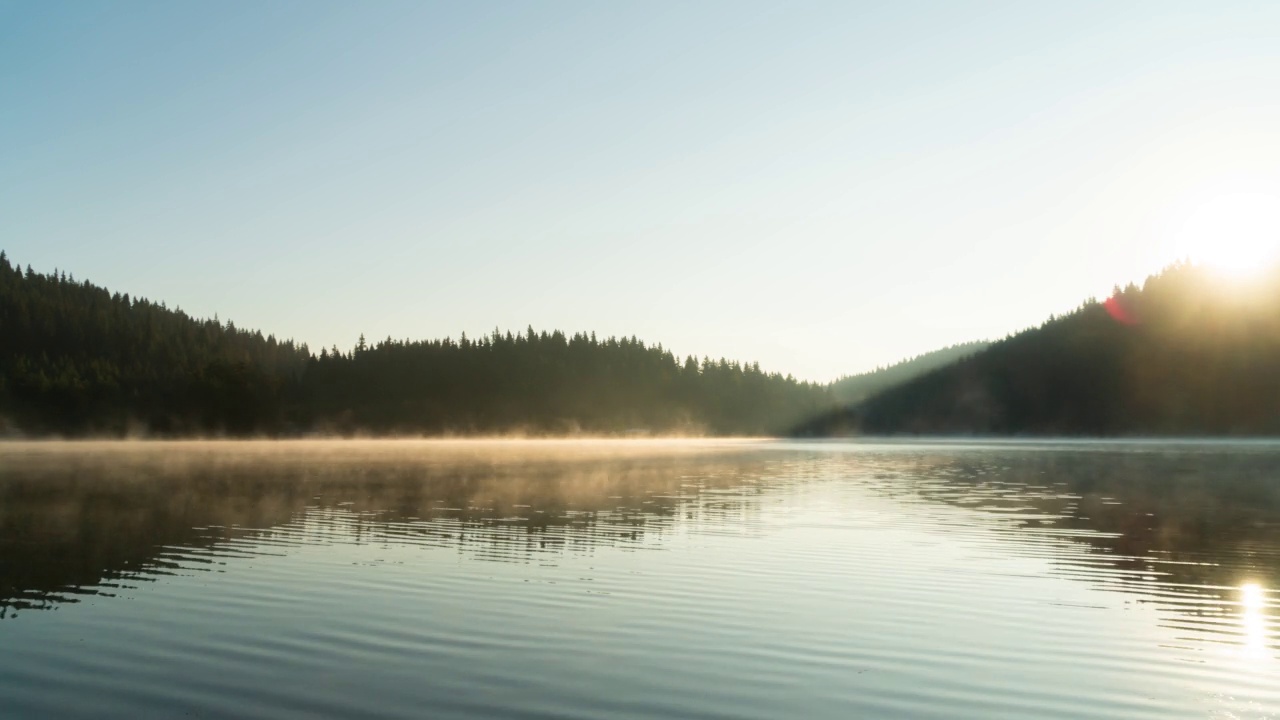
[0,254,310,435]
[0,253,830,436]
[830,340,988,404]
[800,263,1280,436]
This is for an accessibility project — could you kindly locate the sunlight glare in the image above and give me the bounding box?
[1172,194,1280,276]
[1240,582,1269,660]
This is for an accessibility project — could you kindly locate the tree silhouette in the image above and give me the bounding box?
[0,253,830,436]
[800,263,1280,436]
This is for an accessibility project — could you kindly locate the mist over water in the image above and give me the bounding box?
[1,439,1277,719]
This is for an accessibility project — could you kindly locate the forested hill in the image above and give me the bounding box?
[831,341,989,404]
[800,263,1280,436]
[0,253,831,436]
[0,253,311,435]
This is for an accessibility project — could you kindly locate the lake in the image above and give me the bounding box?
[1,439,1276,719]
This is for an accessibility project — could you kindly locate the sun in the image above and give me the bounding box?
[1171,193,1280,276]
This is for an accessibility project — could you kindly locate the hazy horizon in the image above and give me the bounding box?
[5,1,1280,381]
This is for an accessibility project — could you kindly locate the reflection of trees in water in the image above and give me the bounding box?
[0,443,775,617]
[3,441,1276,656]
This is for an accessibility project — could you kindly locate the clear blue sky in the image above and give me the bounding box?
[4,1,1280,381]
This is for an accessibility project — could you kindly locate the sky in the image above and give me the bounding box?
[3,1,1280,381]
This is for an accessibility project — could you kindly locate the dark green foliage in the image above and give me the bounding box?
[0,252,309,435]
[0,254,830,436]
[831,341,989,404]
[801,263,1280,436]
[301,328,830,435]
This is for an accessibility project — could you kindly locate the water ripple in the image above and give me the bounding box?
[0,439,1277,718]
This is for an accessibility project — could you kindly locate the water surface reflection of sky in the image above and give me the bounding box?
[0,439,1276,719]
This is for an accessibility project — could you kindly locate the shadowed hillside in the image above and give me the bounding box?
[831,341,989,404]
[801,263,1280,436]
[0,253,830,436]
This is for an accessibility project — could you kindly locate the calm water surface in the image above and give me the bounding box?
[1,439,1277,719]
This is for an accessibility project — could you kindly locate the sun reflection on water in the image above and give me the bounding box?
[1240,583,1269,660]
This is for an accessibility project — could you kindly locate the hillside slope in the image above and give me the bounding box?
[0,253,830,436]
[801,264,1280,436]
[0,253,310,435]
[831,341,989,404]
